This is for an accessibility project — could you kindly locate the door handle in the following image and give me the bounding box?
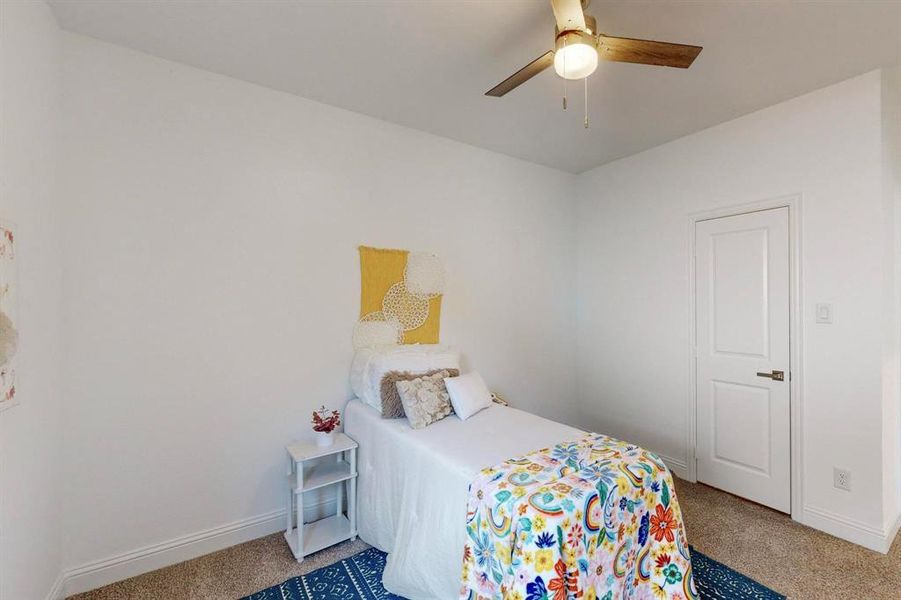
[756,370,785,381]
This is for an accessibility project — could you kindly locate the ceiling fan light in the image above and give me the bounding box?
[554,31,598,80]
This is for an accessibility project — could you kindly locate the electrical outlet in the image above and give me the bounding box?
[833,467,851,491]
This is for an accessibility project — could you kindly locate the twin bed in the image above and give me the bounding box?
[345,397,695,600]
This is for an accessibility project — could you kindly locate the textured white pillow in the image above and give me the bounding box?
[444,372,493,421]
[395,371,454,429]
[350,345,461,412]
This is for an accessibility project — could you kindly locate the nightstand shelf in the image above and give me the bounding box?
[284,513,352,558]
[289,460,355,493]
[284,433,358,562]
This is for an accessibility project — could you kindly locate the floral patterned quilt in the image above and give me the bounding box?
[460,434,697,600]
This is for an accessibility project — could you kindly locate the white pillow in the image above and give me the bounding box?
[350,345,461,412]
[444,371,493,421]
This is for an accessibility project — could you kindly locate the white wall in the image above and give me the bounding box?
[575,70,901,551]
[882,64,901,537]
[0,2,64,599]
[57,33,578,589]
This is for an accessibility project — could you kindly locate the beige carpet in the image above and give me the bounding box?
[70,477,900,600]
[677,479,901,600]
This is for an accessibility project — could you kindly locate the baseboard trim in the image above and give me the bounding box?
[658,453,690,480]
[61,497,336,597]
[45,570,66,600]
[885,510,901,551]
[802,504,895,554]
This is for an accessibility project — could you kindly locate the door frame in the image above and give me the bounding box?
[687,194,803,520]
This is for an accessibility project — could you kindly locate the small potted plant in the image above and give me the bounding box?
[312,405,341,447]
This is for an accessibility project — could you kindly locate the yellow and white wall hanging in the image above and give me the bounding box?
[354,246,444,349]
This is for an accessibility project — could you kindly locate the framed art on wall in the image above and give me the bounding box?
[0,221,19,413]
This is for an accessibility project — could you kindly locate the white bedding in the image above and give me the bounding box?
[344,398,583,600]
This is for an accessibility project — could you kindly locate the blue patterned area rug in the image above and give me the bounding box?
[243,546,784,600]
[690,547,785,599]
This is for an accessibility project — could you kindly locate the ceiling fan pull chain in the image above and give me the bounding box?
[562,37,567,110]
[584,76,589,128]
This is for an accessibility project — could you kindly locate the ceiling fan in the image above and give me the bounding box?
[486,0,702,101]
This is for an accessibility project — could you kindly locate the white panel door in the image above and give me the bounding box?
[695,207,790,512]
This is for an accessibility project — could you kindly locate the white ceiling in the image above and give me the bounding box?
[48,0,901,173]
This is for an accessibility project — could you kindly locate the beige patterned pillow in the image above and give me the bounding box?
[395,370,454,429]
[380,368,459,418]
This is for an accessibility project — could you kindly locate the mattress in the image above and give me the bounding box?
[344,398,583,600]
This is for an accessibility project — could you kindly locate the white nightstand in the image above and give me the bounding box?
[284,433,358,562]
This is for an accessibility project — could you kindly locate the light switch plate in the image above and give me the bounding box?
[816,303,833,324]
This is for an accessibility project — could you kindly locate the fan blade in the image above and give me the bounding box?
[485,51,555,97]
[551,0,586,32]
[597,36,702,68]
